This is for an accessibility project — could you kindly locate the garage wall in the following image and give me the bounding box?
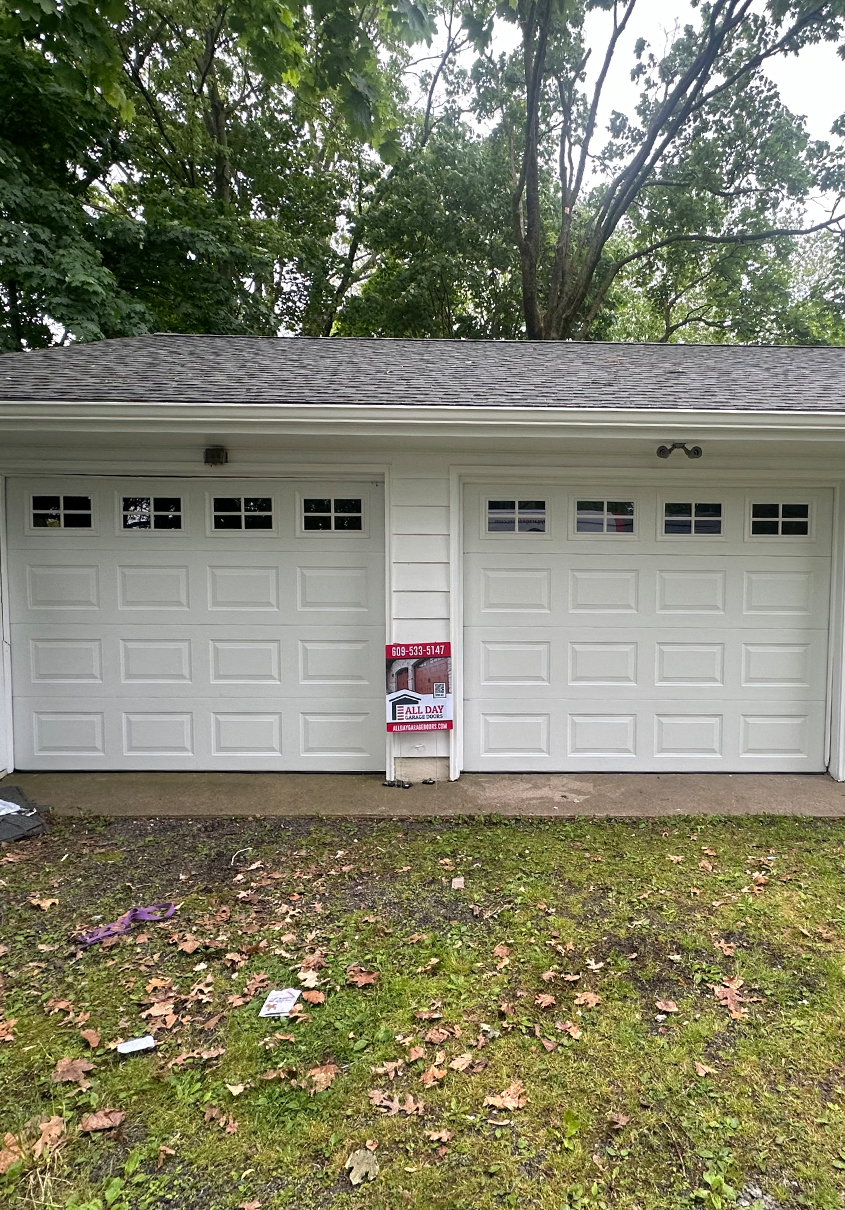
[389,455,452,776]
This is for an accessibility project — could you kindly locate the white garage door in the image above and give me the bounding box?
[464,484,832,771]
[7,477,385,770]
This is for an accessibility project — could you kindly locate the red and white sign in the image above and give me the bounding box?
[385,643,453,732]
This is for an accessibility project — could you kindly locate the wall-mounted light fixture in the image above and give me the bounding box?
[204,446,228,466]
[656,442,702,460]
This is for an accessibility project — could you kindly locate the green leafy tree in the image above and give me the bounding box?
[462,0,845,339]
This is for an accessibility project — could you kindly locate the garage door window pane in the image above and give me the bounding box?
[578,500,634,533]
[153,498,182,529]
[213,497,273,530]
[122,497,183,530]
[32,494,91,529]
[752,503,809,536]
[123,497,151,529]
[303,497,363,532]
[517,500,546,532]
[664,502,722,536]
[487,501,516,532]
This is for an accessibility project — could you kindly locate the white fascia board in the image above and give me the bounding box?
[2,400,845,440]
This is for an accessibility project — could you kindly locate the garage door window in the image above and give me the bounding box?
[32,495,92,529]
[213,497,273,530]
[576,500,634,533]
[302,498,363,531]
[751,503,809,537]
[486,500,546,533]
[664,502,722,535]
[122,497,182,530]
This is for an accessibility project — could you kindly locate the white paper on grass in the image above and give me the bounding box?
[116,1035,156,1055]
[258,988,301,1018]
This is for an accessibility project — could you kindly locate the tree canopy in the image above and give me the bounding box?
[2,0,845,350]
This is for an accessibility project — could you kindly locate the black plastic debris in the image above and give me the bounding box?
[0,786,47,842]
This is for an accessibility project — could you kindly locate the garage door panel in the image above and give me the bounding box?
[8,477,385,771]
[464,485,831,772]
[13,694,383,770]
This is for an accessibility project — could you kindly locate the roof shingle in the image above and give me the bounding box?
[1,334,843,412]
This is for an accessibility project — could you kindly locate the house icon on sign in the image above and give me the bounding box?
[390,692,423,722]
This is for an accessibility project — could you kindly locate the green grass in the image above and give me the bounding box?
[2,813,845,1209]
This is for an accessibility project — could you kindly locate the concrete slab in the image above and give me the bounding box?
[3,770,845,818]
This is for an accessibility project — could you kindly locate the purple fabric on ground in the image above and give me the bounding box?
[76,903,176,946]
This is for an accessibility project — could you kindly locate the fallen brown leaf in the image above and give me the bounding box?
[426,1129,453,1143]
[695,1061,717,1077]
[309,1063,340,1093]
[51,1057,94,1089]
[226,1083,247,1097]
[79,1028,101,1049]
[448,1052,473,1072]
[79,1109,125,1133]
[607,1111,630,1130]
[419,1064,446,1087]
[156,1144,176,1169]
[535,993,556,1009]
[347,966,379,987]
[0,1134,23,1174]
[484,1079,527,1110]
[301,990,325,1005]
[655,999,678,1013]
[574,991,600,1008]
[556,1020,582,1039]
[32,1117,65,1159]
[29,897,58,910]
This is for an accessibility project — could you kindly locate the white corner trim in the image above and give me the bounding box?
[0,475,13,775]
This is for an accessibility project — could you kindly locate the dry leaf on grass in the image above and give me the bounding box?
[655,999,678,1013]
[484,1079,527,1110]
[695,1061,717,1077]
[345,1148,379,1186]
[347,966,379,987]
[535,993,556,1009]
[424,1026,450,1045]
[667,855,684,863]
[51,1057,94,1089]
[301,990,325,1005]
[426,1129,453,1143]
[79,1109,125,1133]
[79,1029,101,1049]
[407,1045,425,1062]
[555,1020,582,1039]
[451,876,465,890]
[449,1053,473,1072]
[309,1063,340,1093]
[368,1089,425,1116]
[420,1064,446,1087]
[561,973,581,982]
[365,1139,379,1151]
[33,1116,65,1159]
[226,1084,247,1097]
[607,1112,630,1130]
[574,991,600,1009]
[157,1145,176,1168]
[238,1202,262,1210]
[0,1019,17,1043]
[0,1134,23,1175]
[29,897,58,910]
[297,969,320,989]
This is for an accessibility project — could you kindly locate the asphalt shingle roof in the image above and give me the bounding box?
[1,334,843,411]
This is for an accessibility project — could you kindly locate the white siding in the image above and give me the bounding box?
[389,457,452,764]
